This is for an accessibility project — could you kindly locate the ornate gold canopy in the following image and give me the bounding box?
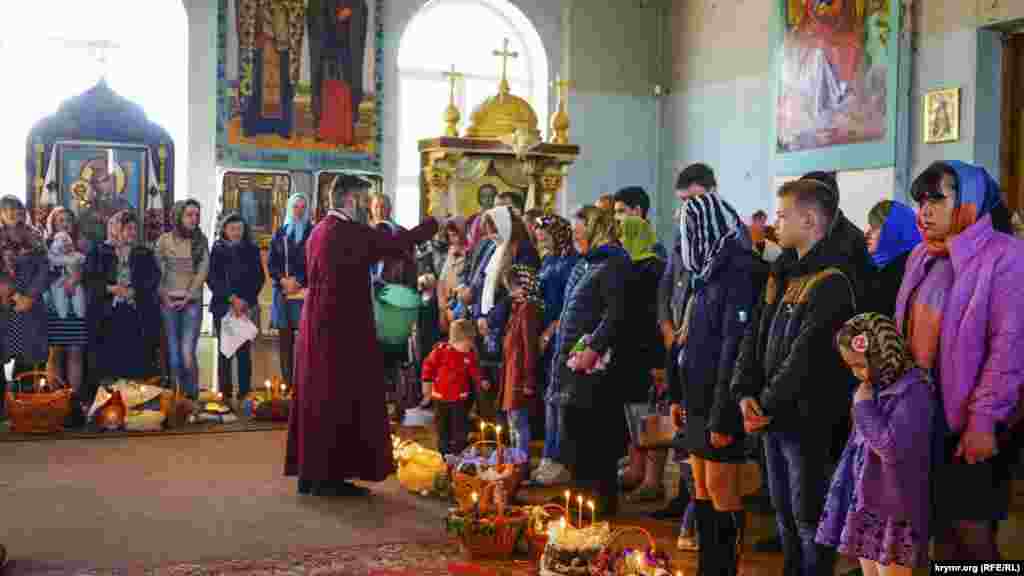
[419,39,579,218]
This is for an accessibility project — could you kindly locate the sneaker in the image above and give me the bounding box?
[531,458,552,480]
[536,461,571,486]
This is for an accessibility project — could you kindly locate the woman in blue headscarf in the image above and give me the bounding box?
[864,200,921,316]
[268,192,312,385]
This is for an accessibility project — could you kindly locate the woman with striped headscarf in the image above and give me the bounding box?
[668,191,756,576]
[817,313,933,573]
[895,161,1023,561]
[268,192,312,386]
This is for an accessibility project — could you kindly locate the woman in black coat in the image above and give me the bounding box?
[668,193,756,576]
[207,212,265,402]
[557,206,631,516]
[863,200,921,316]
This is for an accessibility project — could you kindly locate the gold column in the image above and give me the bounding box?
[540,169,564,214]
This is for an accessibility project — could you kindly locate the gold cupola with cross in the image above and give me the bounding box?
[418,38,579,219]
[465,39,541,140]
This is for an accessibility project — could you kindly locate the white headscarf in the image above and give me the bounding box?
[481,206,512,315]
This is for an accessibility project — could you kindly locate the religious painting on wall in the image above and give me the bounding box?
[217,0,383,172]
[221,170,292,247]
[922,87,959,144]
[57,142,150,246]
[775,0,899,157]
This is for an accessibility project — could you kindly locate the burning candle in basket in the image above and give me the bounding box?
[280,383,287,397]
[39,377,47,392]
[495,424,504,465]
[587,500,595,526]
[265,379,272,400]
[564,490,571,522]
[577,495,583,527]
[471,490,480,519]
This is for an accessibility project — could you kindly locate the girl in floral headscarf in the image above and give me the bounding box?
[817,313,933,573]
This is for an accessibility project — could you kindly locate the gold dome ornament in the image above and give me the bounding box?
[466,39,540,140]
[550,75,572,145]
[442,64,463,137]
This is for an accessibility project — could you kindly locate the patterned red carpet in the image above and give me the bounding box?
[4,542,536,576]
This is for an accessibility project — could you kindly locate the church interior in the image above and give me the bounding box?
[1,0,1023,574]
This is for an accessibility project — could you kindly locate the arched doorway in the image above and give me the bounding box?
[393,0,549,226]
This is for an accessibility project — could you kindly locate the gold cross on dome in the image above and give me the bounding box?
[493,38,519,86]
[442,64,463,105]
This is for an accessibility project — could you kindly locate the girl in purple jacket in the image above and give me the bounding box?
[817,313,933,574]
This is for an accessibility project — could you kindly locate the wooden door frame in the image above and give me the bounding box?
[1000,33,1024,212]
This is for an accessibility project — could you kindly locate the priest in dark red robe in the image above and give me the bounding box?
[285,175,440,496]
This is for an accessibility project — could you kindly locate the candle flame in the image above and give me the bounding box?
[564,490,570,498]
[577,495,583,504]
[560,516,566,529]
[471,491,478,503]
[265,380,271,389]
[587,500,594,510]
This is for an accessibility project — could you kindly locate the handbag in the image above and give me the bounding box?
[624,403,676,449]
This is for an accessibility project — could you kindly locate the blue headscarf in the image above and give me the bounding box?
[871,201,921,268]
[283,192,310,243]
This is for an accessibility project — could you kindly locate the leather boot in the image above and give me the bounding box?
[694,500,716,576]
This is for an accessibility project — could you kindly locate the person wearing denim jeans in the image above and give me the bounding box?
[156,200,209,402]
[162,303,202,399]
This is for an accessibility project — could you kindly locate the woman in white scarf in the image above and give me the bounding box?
[480,205,513,319]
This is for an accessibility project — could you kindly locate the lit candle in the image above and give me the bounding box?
[495,424,504,465]
[587,500,595,526]
[479,421,486,440]
[564,490,571,519]
[471,491,479,519]
[559,516,566,537]
[577,495,583,527]
[280,384,286,393]
[265,379,271,399]
[217,391,224,401]
[39,378,47,391]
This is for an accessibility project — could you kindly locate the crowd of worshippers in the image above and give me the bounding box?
[393,162,1023,576]
[0,194,306,425]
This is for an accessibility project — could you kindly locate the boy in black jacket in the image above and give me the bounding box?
[731,180,857,576]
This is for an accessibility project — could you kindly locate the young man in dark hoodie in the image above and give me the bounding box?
[732,179,857,576]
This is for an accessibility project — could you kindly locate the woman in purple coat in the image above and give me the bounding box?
[895,161,1023,561]
[816,313,933,573]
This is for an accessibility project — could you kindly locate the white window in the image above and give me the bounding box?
[395,0,549,226]
[0,1,188,202]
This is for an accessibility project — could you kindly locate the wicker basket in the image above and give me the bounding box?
[451,441,526,512]
[447,507,528,561]
[4,371,72,434]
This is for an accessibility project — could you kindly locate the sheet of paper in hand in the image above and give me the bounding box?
[219,313,259,358]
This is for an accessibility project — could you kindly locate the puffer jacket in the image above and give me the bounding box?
[670,238,757,460]
[555,244,631,408]
[894,215,1024,437]
[730,231,858,438]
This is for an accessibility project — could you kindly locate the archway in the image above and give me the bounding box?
[393,0,549,226]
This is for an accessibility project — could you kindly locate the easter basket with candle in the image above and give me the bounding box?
[540,522,674,576]
[525,504,568,563]
[444,479,529,560]
[450,437,528,510]
[242,378,291,421]
[4,371,72,434]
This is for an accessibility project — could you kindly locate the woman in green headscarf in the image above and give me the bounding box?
[618,216,670,501]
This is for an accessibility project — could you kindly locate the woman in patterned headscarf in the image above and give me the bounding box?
[894,161,1023,561]
[816,313,933,573]
[500,263,543,453]
[532,214,581,485]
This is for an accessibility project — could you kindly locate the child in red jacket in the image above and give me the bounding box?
[421,319,481,456]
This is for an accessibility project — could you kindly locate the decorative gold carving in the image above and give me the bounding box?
[540,171,563,212]
[550,76,572,145]
[443,65,463,138]
[466,38,540,140]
